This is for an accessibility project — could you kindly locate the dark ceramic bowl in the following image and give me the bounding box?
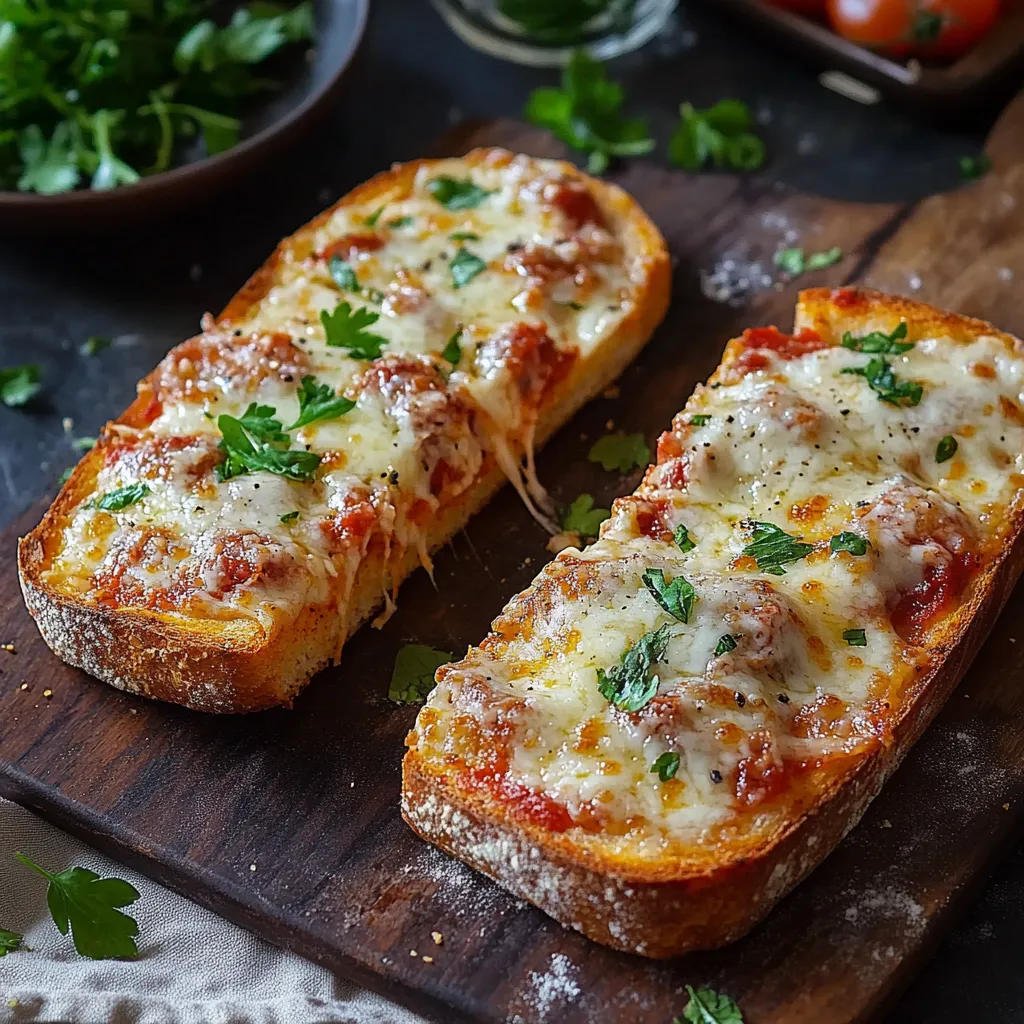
[0,0,368,232]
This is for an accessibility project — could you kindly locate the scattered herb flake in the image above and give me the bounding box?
[741,521,813,575]
[714,634,737,657]
[387,216,413,229]
[363,206,384,227]
[328,255,359,291]
[676,984,744,1024]
[843,628,867,647]
[287,375,355,430]
[841,322,912,355]
[829,531,868,556]
[775,247,843,276]
[320,301,388,359]
[426,176,494,211]
[448,231,480,241]
[72,436,98,451]
[588,432,649,473]
[93,482,150,511]
[960,153,992,181]
[560,493,610,539]
[0,365,42,408]
[389,644,453,704]
[841,356,923,406]
[216,412,320,483]
[642,567,696,623]
[80,336,111,356]
[441,330,462,366]
[936,434,958,463]
[650,751,680,782]
[450,247,487,289]
[597,624,671,713]
[669,100,765,173]
[279,510,299,523]
[688,414,711,426]
[674,523,695,554]
[0,928,23,957]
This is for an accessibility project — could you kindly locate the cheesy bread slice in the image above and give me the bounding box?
[403,288,1024,957]
[19,150,670,712]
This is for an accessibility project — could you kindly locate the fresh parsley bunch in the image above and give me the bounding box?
[0,0,314,195]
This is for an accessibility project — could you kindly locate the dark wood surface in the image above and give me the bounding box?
[3,99,1024,1024]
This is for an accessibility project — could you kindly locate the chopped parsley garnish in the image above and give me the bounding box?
[843,628,867,647]
[714,633,737,656]
[426,176,494,210]
[588,432,650,473]
[674,523,695,553]
[829,531,868,556]
[0,364,42,407]
[642,568,695,624]
[936,434,958,463]
[960,153,992,181]
[675,984,744,1024]
[81,336,111,356]
[560,493,610,539]
[669,100,765,173]
[773,246,843,276]
[0,928,23,956]
[328,255,359,291]
[279,511,299,523]
[840,321,912,354]
[73,436,98,451]
[449,231,480,241]
[363,206,384,227]
[597,624,671,713]
[389,644,453,704]
[450,247,487,289]
[688,414,711,426]
[841,356,923,406]
[560,300,584,311]
[216,412,320,483]
[387,216,413,229]
[287,375,355,430]
[58,467,74,485]
[320,301,388,359]
[93,482,150,511]
[524,50,654,175]
[235,402,288,444]
[650,751,680,782]
[441,329,463,365]
[741,521,813,575]
[15,851,141,960]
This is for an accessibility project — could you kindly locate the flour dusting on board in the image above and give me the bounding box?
[517,952,581,1022]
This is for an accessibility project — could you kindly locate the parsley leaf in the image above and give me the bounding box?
[597,624,671,712]
[387,216,413,229]
[960,153,992,181]
[279,510,299,523]
[936,434,958,463]
[741,521,813,575]
[774,246,843,276]
[236,402,288,444]
[321,301,388,359]
[389,644,452,704]
[841,356,923,406]
[642,568,695,623]
[674,524,695,553]
[450,248,487,289]
[93,483,150,511]
[216,413,320,483]
[669,100,765,173]
[560,493,610,539]
[714,634,737,656]
[524,50,654,173]
[0,364,42,407]
[441,330,462,366]
[843,628,867,647]
[588,432,650,473]
[328,255,359,291]
[829,531,868,556]
[81,336,111,356]
[0,928,23,956]
[688,414,711,427]
[363,205,384,227]
[676,984,744,1024]
[426,176,494,211]
[840,322,912,354]
[287,375,355,430]
[73,436,98,451]
[650,751,680,782]
[15,852,141,960]
[449,231,479,241]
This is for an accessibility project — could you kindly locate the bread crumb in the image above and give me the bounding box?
[422,955,434,963]
[19,683,28,691]
[602,385,620,399]
[431,931,443,945]
[409,949,418,957]
[1003,803,1011,810]
[2,643,15,653]
[249,863,257,871]
[881,819,892,828]
[43,689,53,699]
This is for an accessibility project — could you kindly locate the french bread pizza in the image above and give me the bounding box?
[402,288,1024,958]
[18,149,670,713]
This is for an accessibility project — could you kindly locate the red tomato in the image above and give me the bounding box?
[826,0,1001,59]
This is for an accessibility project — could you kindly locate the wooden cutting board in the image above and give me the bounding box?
[4,96,1024,1024]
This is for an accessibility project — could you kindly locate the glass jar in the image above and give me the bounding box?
[431,0,678,66]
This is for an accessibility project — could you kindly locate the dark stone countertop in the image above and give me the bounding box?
[0,0,1016,1018]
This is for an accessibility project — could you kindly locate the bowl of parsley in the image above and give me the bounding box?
[0,0,367,228]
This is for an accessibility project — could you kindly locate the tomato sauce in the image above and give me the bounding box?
[318,233,385,262]
[548,182,606,230]
[891,551,980,643]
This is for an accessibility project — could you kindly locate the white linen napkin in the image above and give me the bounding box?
[0,798,428,1024]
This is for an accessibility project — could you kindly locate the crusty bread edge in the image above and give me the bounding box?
[401,288,1024,957]
[18,149,671,713]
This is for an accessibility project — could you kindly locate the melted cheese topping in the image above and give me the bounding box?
[44,152,647,629]
[409,310,1024,861]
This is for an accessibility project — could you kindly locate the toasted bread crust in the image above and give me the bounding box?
[18,149,671,713]
[401,289,1024,957]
